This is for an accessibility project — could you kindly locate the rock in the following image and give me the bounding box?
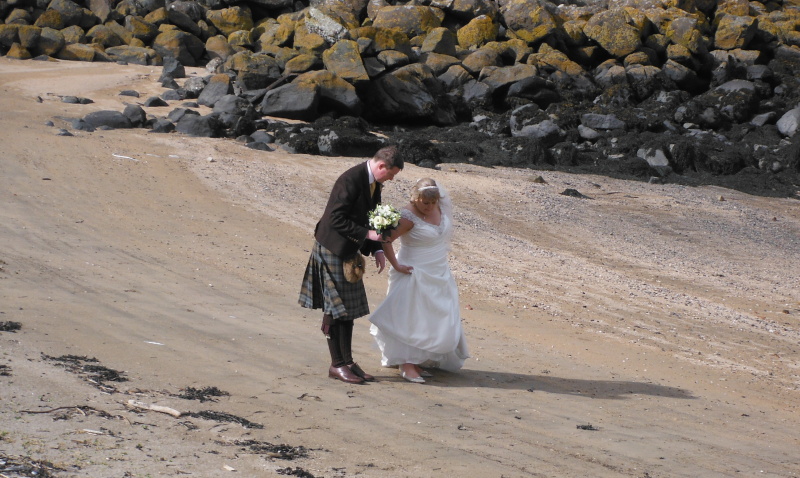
[122,103,147,126]
[583,8,644,58]
[581,113,626,130]
[247,141,273,151]
[17,26,41,50]
[34,27,65,57]
[197,73,234,107]
[506,76,560,109]
[284,53,323,74]
[166,2,203,37]
[500,0,558,44]
[421,26,457,56]
[294,70,363,116]
[305,6,348,44]
[144,96,169,107]
[438,64,472,90]
[226,51,282,91]
[0,25,21,50]
[714,14,757,50]
[260,81,320,121]
[462,47,502,75]
[150,118,177,133]
[457,15,498,49]
[205,35,238,63]
[83,110,134,129]
[57,43,97,62]
[152,30,205,67]
[160,55,185,80]
[47,0,88,28]
[322,39,369,87]
[777,107,800,137]
[105,45,160,65]
[316,128,385,157]
[250,130,274,143]
[183,76,207,98]
[176,114,223,137]
[637,146,671,175]
[167,107,199,123]
[376,50,409,70]
[206,6,254,37]
[212,94,256,117]
[70,118,95,131]
[6,42,32,60]
[372,5,442,37]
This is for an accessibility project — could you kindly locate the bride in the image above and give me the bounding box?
[369,178,470,383]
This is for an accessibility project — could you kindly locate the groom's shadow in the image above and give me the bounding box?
[426,369,695,400]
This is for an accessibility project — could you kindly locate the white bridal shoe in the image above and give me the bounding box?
[401,370,425,383]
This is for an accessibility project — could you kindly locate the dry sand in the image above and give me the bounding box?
[1,57,799,477]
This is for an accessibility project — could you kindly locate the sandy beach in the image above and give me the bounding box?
[1,57,799,477]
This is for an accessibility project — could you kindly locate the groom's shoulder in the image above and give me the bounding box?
[338,161,367,180]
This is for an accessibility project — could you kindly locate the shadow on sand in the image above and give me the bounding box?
[418,369,695,400]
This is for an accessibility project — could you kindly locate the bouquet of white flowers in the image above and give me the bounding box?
[368,203,401,236]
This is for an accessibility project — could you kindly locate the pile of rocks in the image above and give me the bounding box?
[2,0,800,196]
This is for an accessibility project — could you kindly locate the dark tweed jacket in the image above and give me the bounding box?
[314,161,383,258]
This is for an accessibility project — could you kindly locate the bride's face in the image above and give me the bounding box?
[414,197,438,216]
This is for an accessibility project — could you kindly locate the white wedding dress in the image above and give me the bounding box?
[369,208,469,371]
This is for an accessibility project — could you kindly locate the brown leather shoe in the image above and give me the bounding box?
[328,365,365,384]
[348,362,375,382]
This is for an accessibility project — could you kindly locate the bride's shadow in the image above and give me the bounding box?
[425,369,695,400]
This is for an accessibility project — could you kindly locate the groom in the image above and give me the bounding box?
[298,145,404,384]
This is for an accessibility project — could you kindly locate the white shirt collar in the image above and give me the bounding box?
[367,161,375,184]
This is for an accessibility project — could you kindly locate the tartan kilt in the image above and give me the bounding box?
[298,241,370,320]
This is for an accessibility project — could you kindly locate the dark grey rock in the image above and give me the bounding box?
[176,114,222,137]
[144,96,170,107]
[150,118,176,133]
[123,104,147,126]
[83,110,133,129]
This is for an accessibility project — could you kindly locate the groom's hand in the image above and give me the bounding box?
[375,251,386,273]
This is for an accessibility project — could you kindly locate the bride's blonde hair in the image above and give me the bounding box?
[410,178,441,202]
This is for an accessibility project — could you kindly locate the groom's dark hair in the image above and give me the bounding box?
[373,145,403,170]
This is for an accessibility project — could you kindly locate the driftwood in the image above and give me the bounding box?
[125,399,182,418]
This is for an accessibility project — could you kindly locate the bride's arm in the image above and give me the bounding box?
[383,218,414,274]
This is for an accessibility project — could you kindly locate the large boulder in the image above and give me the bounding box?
[57,43,97,62]
[372,5,442,37]
[456,14,497,49]
[365,63,456,125]
[83,110,134,128]
[206,6,254,37]
[583,8,646,58]
[295,70,363,116]
[260,81,320,121]
[33,27,65,56]
[304,6,349,44]
[197,73,234,107]
[152,29,205,67]
[714,14,757,50]
[125,15,159,43]
[420,26,457,56]
[499,0,559,44]
[322,39,369,87]
[176,114,223,137]
[47,0,89,28]
[105,45,161,65]
[225,51,282,90]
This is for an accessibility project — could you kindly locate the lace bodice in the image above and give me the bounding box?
[396,208,451,263]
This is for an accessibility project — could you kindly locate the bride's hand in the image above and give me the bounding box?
[394,264,413,274]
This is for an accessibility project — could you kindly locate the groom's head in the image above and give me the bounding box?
[371,145,403,183]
